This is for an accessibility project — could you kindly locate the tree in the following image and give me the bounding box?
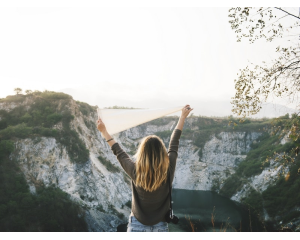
[228,7,300,168]
[25,90,33,95]
[14,88,23,95]
[0,140,14,160]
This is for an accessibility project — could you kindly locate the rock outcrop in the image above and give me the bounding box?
[2,97,291,231]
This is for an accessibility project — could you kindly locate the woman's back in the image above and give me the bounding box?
[111,129,182,225]
[97,104,193,230]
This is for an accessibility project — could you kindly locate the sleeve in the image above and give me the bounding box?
[167,129,182,175]
[111,142,135,179]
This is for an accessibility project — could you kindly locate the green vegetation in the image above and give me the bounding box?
[0,94,26,103]
[96,204,105,212]
[37,90,72,100]
[0,143,87,231]
[220,130,297,198]
[155,130,172,139]
[220,174,245,198]
[84,119,97,132]
[0,91,89,163]
[184,117,270,158]
[242,189,264,214]
[108,203,124,219]
[125,200,131,208]
[219,118,300,225]
[97,155,120,173]
[0,140,14,162]
[0,90,72,104]
[262,159,300,223]
[76,101,97,116]
[149,116,269,161]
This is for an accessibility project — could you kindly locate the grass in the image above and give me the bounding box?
[184,206,272,232]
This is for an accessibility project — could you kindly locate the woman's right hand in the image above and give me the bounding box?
[97,118,107,133]
[180,105,193,119]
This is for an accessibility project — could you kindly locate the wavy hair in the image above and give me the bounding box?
[134,135,169,192]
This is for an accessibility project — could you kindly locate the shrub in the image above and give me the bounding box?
[97,156,120,173]
[242,189,263,214]
[155,130,172,139]
[46,113,62,125]
[0,156,87,231]
[0,140,14,161]
[125,200,131,208]
[219,174,244,198]
[39,91,72,100]
[0,123,32,139]
[20,113,32,123]
[96,204,105,212]
[0,95,25,103]
[0,93,89,164]
[76,101,96,116]
[262,159,300,219]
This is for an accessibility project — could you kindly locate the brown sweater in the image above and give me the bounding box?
[110,129,182,226]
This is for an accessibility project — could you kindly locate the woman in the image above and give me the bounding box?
[96,105,193,232]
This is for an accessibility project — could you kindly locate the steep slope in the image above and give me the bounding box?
[1,91,299,231]
[0,92,131,231]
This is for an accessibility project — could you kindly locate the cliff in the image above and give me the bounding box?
[1,92,299,231]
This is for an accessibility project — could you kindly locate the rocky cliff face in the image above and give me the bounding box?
[118,121,265,191]
[174,131,262,191]
[2,97,132,231]
[2,97,285,231]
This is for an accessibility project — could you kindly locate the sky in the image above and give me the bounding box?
[0,4,299,117]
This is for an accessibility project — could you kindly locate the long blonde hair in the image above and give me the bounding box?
[134,135,169,192]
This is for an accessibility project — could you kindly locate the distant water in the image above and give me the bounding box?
[117,189,265,232]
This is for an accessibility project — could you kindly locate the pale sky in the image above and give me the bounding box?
[0,5,298,116]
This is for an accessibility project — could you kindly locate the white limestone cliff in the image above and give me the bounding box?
[3,98,285,231]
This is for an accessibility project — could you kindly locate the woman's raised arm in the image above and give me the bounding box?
[175,105,193,130]
[96,118,116,147]
[96,117,135,178]
[168,105,193,173]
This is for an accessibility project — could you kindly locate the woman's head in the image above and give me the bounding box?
[134,135,169,192]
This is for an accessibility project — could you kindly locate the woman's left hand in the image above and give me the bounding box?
[97,118,107,133]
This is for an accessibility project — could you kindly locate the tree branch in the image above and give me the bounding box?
[265,13,289,29]
[251,7,271,18]
[274,7,300,20]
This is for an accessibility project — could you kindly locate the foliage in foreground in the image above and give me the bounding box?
[0,146,87,231]
[228,7,300,174]
[220,120,300,226]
